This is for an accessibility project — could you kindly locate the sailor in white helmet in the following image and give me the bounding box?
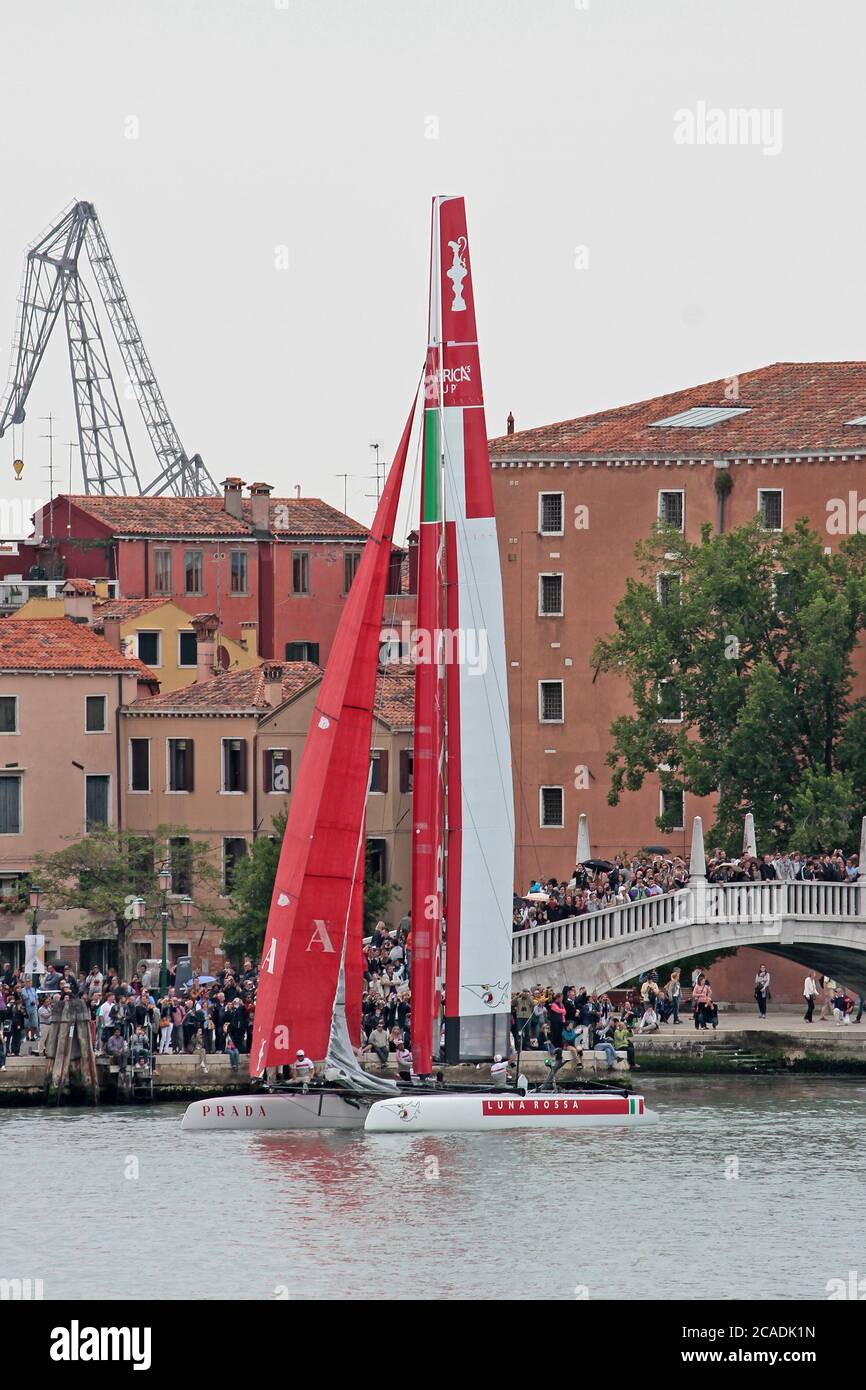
[292,1048,316,1090]
[490,1054,509,1089]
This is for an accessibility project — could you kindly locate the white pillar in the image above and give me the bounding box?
[689,816,707,882]
[576,812,592,865]
[689,815,707,928]
[743,811,757,858]
[859,817,866,918]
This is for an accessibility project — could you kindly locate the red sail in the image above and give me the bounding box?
[250,401,416,1076]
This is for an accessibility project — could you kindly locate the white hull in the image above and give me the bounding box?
[364,1091,658,1133]
[180,1092,369,1132]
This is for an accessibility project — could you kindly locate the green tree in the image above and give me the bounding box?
[222,812,401,957]
[34,826,220,978]
[592,518,866,852]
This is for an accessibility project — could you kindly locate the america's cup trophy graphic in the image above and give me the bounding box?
[446,236,468,311]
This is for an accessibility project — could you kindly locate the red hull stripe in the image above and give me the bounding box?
[481,1097,633,1117]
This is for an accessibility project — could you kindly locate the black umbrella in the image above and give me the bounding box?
[642,845,670,855]
[581,858,614,871]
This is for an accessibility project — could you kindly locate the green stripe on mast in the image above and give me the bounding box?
[422,408,442,522]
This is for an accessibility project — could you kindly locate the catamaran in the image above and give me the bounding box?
[181,196,657,1136]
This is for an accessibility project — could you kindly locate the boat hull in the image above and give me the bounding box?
[364,1091,658,1133]
[180,1092,369,1132]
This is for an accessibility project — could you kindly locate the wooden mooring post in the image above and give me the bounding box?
[43,996,99,1104]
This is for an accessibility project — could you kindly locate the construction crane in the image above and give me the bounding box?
[0,200,217,496]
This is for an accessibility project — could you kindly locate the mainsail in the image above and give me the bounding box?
[250,402,416,1076]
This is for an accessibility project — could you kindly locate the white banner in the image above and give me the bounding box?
[23,933,46,977]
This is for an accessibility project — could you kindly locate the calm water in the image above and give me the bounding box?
[4,1076,864,1300]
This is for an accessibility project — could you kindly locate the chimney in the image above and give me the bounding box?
[102,615,123,652]
[248,482,273,533]
[262,662,283,707]
[506,412,514,436]
[191,612,219,683]
[239,621,258,658]
[62,579,95,624]
[222,477,244,522]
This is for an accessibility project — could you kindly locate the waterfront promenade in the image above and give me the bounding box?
[1,1011,864,1103]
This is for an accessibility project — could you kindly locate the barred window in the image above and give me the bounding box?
[658,491,684,530]
[657,572,681,608]
[540,786,564,828]
[758,490,783,531]
[539,493,564,534]
[539,573,563,616]
[539,680,564,722]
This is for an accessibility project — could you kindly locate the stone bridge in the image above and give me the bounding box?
[511,816,866,996]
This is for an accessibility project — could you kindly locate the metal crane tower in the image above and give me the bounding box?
[0,200,217,496]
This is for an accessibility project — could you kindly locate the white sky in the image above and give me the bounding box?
[0,0,863,536]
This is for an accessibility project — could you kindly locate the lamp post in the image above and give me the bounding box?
[158,864,172,998]
[28,884,42,988]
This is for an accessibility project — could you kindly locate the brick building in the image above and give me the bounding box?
[489,361,866,1002]
[3,480,417,668]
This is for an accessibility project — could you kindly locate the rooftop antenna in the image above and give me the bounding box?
[335,473,355,513]
[40,412,55,540]
[366,441,385,503]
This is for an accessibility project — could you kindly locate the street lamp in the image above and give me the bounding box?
[28,884,42,989]
[157,864,172,997]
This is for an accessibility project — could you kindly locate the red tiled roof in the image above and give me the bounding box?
[488,363,866,461]
[92,597,171,627]
[374,666,414,731]
[132,661,322,713]
[59,494,368,540]
[0,618,156,676]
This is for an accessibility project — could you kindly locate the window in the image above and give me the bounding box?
[153,549,172,595]
[758,489,783,531]
[222,738,247,793]
[660,786,684,831]
[292,551,310,595]
[773,571,796,613]
[399,749,413,794]
[184,549,203,596]
[264,748,291,793]
[658,681,683,722]
[169,837,192,896]
[85,775,110,830]
[540,786,564,828]
[129,739,150,792]
[137,631,161,667]
[369,749,389,793]
[366,838,387,882]
[230,550,249,594]
[285,641,320,664]
[538,680,564,722]
[539,492,564,535]
[385,549,403,595]
[657,572,681,608]
[0,774,21,834]
[658,491,684,530]
[128,837,154,892]
[178,631,197,668]
[85,694,107,733]
[167,739,194,792]
[223,838,247,893]
[344,550,362,592]
[538,573,563,616]
[650,406,751,428]
[0,696,17,734]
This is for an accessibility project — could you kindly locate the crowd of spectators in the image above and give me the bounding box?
[0,955,258,1072]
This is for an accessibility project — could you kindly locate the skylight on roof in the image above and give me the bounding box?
[649,406,751,428]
